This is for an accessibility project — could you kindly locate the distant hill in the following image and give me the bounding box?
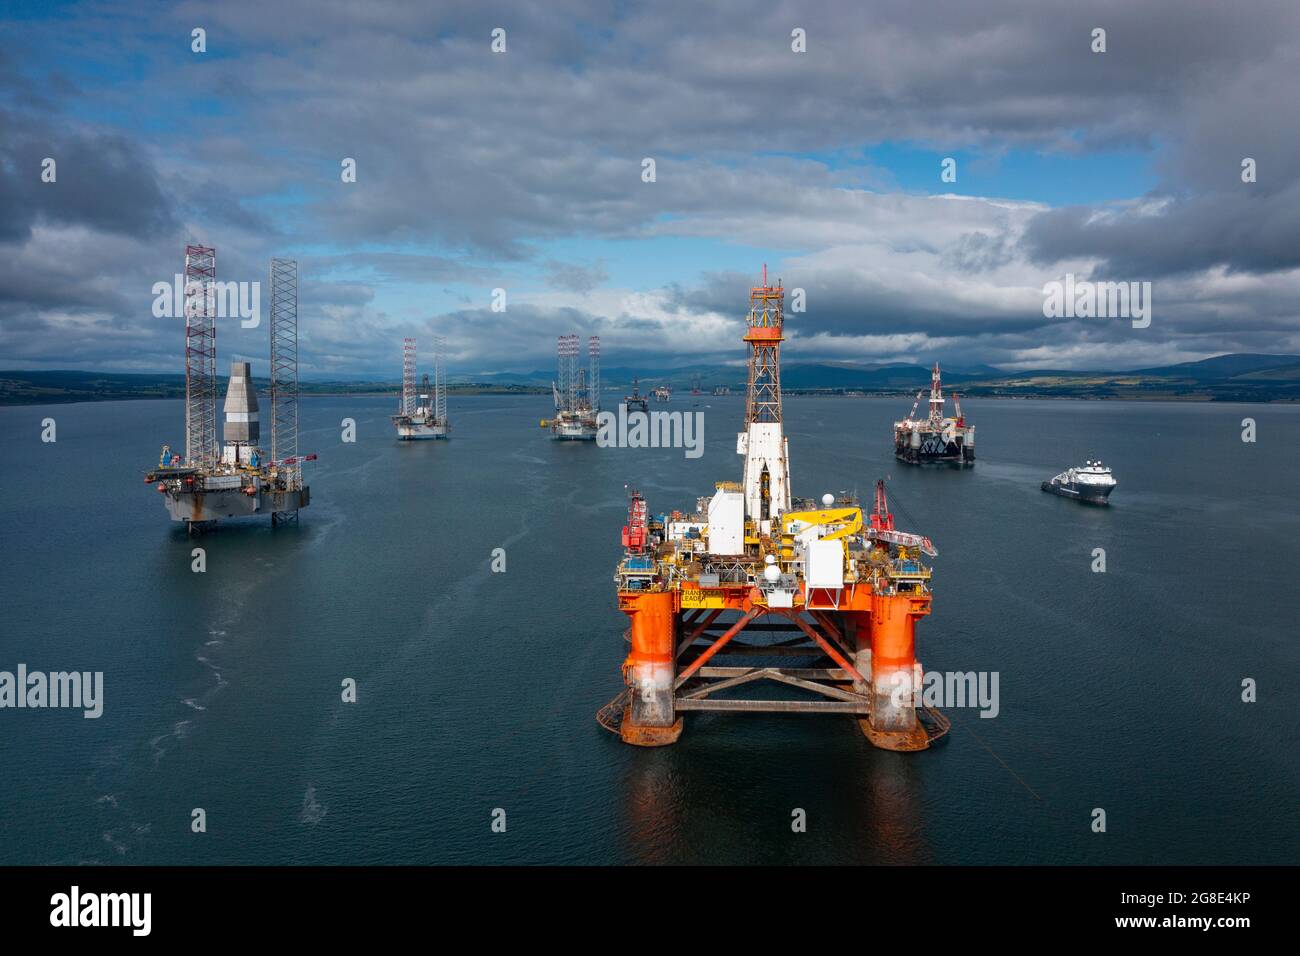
[1130,354,1300,380]
[4,353,1300,404]
[0,370,544,405]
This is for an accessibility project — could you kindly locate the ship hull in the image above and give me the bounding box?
[1041,481,1113,505]
[396,423,448,440]
[162,486,310,523]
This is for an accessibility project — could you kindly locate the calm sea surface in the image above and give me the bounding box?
[1,394,1296,864]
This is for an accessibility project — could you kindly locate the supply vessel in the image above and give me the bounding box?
[893,363,974,464]
[600,268,948,751]
[1042,460,1117,504]
[144,248,314,531]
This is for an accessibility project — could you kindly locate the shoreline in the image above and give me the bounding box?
[2,389,1296,409]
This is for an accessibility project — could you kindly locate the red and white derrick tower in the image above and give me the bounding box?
[737,265,791,527]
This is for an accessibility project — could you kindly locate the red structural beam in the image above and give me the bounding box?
[674,608,761,688]
[785,612,868,684]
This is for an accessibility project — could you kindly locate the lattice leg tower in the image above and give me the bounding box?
[184,246,217,471]
[270,258,300,526]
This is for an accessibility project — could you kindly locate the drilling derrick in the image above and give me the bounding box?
[602,268,948,752]
[738,265,791,529]
[183,245,218,470]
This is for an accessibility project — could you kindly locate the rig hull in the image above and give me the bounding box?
[1041,480,1113,504]
[613,584,944,751]
[395,420,448,440]
[894,433,975,465]
[160,485,310,523]
[552,417,597,440]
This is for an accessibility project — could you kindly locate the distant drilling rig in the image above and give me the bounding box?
[145,248,315,532]
[392,336,449,439]
[893,363,975,465]
[542,333,600,440]
[601,267,948,751]
[624,376,649,413]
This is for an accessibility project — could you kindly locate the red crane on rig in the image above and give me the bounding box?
[621,488,648,553]
[866,480,937,556]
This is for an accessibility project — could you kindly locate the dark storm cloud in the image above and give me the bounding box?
[1022,185,1300,278]
[163,0,1300,251]
[0,107,177,241]
[2,0,1299,372]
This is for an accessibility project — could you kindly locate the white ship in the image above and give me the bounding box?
[1042,460,1117,504]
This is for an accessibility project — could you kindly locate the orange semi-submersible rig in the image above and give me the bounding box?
[600,270,949,751]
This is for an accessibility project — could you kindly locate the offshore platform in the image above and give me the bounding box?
[392,337,449,439]
[601,268,948,751]
[624,377,649,413]
[541,333,600,440]
[145,248,314,532]
[652,384,671,403]
[893,363,974,465]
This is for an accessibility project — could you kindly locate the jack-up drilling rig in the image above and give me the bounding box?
[542,334,600,439]
[145,248,314,532]
[601,268,948,751]
[392,337,450,439]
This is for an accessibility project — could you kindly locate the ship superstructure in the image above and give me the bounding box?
[1042,460,1117,504]
[392,337,449,439]
[602,269,947,752]
[543,333,600,440]
[145,249,314,531]
[893,363,974,465]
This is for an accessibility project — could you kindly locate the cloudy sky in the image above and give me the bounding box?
[2,0,1298,378]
